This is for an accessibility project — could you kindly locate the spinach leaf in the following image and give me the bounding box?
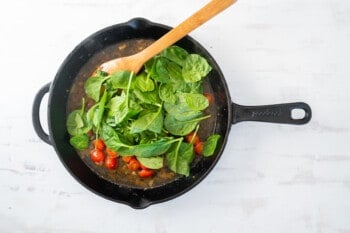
[180,93,209,111]
[96,90,107,133]
[69,134,89,150]
[153,57,171,83]
[159,83,177,104]
[133,88,161,105]
[203,134,221,157]
[137,156,163,169]
[100,123,131,151]
[130,108,163,134]
[66,110,90,136]
[161,45,189,66]
[182,54,212,83]
[166,141,194,176]
[164,114,210,136]
[118,139,175,157]
[147,109,163,133]
[135,72,154,92]
[164,102,202,121]
[110,71,135,89]
[167,61,183,81]
[84,75,109,102]
[106,95,124,117]
[86,104,98,127]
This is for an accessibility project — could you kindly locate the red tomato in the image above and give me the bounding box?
[104,156,117,170]
[90,149,105,164]
[185,131,200,145]
[204,93,214,105]
[122,156,133,163]
[128,157,141,171]
[138,169,154,178]
[94,139,106,150]
[194,141,204,155]
[106,148,118,158]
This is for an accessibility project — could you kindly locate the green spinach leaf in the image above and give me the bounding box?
[118,139,175,157]
[137,156,163,169]
[84,76,109,102]
[164,114,210,136]
[133,88,161,105]
[161,45,189,66]
[135,72,155,92]
[130,108,163,134]
[164,102,202,121]
[180,93,209,111]
[69,134,89,150]
[110,71,135,89]
[159,83,177,104]
[66,110,90,136]
[166,141,194,176]
[182,54,212,83]
[203,134,221,157]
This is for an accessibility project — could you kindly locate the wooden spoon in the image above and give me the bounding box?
[98,0,237,74]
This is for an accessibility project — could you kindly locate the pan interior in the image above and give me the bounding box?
[67,38,230,188]
[48,18,231,207]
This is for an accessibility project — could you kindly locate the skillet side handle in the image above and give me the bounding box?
[32,83,52,145]
[232,102,312,125]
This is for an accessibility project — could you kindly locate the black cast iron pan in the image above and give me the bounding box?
[32,18,311,209]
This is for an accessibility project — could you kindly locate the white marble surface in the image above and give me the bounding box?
[1,0,350,232]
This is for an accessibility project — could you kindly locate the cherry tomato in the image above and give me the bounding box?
[94,139,106,150]
[204,93,214,105]
[138,169,154,178]
[185,131,200,145]
[106,148,118,158]
[90,149,105,164]
[194,141,204,155]
[128,157,141,171]
[122,156,133,163]
[104,156,117,170]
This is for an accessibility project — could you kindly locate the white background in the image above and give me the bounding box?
[1,0,350,232]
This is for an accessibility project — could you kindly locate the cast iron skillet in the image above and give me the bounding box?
[32,18,312,209]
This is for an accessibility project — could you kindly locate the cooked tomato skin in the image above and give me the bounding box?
[122,156,133,163]
[185,131,200,145]
[90,149,105,164]
[128,157,141,171]
[138,169,154,178]
[204,93,214,104]
[104,156,117,170]
[194,142,204,155]
[94,139,106,150]
[106,148,118,158]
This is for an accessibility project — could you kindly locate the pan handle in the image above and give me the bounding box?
[32,82,52,145]
[232,102,312,125]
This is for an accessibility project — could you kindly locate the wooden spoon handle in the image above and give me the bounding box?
[138,0,236,62]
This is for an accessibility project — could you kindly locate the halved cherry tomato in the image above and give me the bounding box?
[128,157,141,171]
[94,139,106,150]
[204,93,214,105]
[90,149,105,164]
[185,131,200,145]
[106,148,118,158]
[138,169,154,178]
[104,156,117,170]
[122,156,133,163]
[194,141,204,155]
